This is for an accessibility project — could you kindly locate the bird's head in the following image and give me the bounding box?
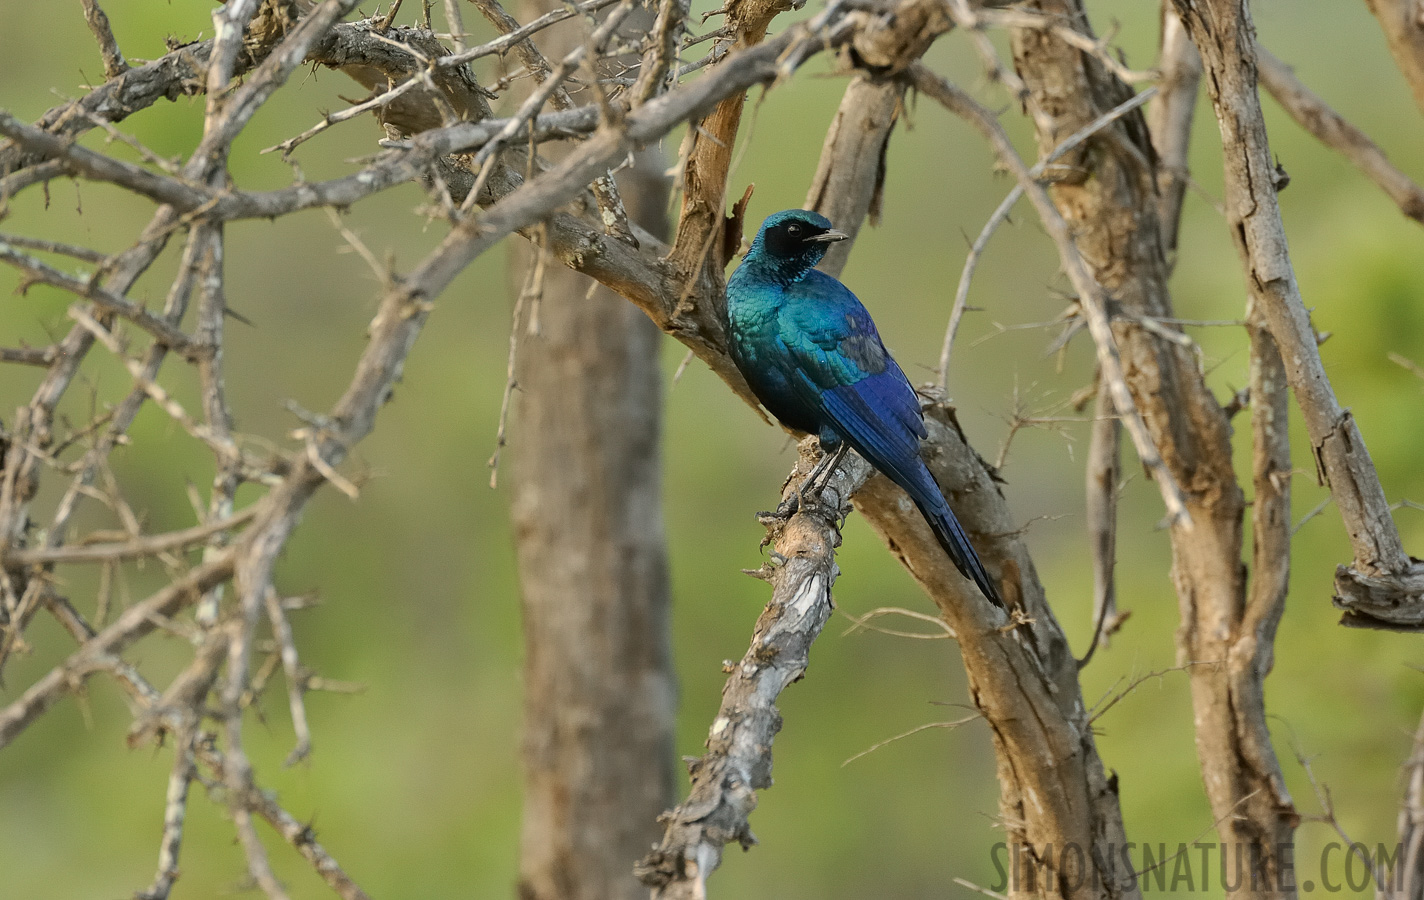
[744,209,847,277]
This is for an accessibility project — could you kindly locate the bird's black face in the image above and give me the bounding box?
[760,216,847,263]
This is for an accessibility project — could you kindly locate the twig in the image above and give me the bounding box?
[840,606,955,640]
[188,223,244,624]
[0,240,197,354]
[377,0,406,31]
[0,231,109,263]
[270,0,623,157]
[488,225,547,487]
[942,0,1055,138]
[0,554,236,750]
[1147,5,1202,260]
[0,345,59,366]
[465,0,633,241]
[1362,0,1424,116]
[1291,495,1332,536]
[632,0,690,104]
[939,86,1158,383]
[952,877,1009,900]
[1078,377,1120,669]
[80,0,129,79]
[842,715,979,766]
[464,0,637,207]
[1257,44,1424,227]
[913,68,1191,528]
[1286,733,1388,893]
[1394,704,1424,900]
[264,589,312,766]
[194,742,374,900]
[2,506,257,566]
[1391,351,1424,381]
[444,0,467,52]
[1088,662,1200,724]
[135,729,199,900]
[264,74,433,155]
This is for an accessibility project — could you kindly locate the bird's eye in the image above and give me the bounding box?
[786,224,801,236]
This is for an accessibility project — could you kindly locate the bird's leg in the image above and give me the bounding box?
[801,438,851,507]
[759,492,799,524]
[758,438,849,535]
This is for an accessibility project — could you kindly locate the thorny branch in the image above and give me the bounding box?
[0,1,938,895]
[636,443,866,899]
[911,68,1192,529]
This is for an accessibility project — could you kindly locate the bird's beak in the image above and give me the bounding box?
[806,229,848,243]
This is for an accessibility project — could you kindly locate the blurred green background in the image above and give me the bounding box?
[1,1,1422,897]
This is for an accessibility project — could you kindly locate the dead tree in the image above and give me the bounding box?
[0,2,1421,899]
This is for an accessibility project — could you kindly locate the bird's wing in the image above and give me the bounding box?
[775,273,927,463]
[775,274,1005,609]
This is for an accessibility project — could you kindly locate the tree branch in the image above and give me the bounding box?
[1256,43,1424,227]
[637,445,866,898]
[1362,0,1424,116]
[1147,2,1201,260]
[1172,0,1424,629]
[909,67,1191,529]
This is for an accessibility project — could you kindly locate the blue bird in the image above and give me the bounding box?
[726,209,1004,610]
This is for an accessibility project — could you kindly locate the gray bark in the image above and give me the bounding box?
[511,251,677,900]
[1004,1,1299,893]
[506,5,677,897]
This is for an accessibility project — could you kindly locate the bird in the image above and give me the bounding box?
[725,209,1004,610]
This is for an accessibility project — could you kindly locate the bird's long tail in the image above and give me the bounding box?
[894,460,1005,610]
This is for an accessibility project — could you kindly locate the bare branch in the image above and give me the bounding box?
[264,589,312,766]
[134,729,199,900]
[939,85,1158,384]
[842,715,980,767]
[462,0,634,240]
[0,554,235,750]
[2,507,257,566]
[1257,44,1424,227]
[971,6,1159,85]
[637,443,867,898]
[664,0,821,282]
[1147,2,1201,260]
[1362,0,1424,116]
[804,77,903,278]
[0,240,198,354]
[631,0,689,103]
[910,68,1191,529]
[1078,380,1121,668]
[1395,706,1424,899]
[80,0,129,79]
[1172,0,1424,628]
[195,741,374,900]
[0,345,59,367]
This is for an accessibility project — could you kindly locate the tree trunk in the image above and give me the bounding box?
[512,243,675,900]
[507,9,676,898]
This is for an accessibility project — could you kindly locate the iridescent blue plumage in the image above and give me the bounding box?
[727,209,1004,609]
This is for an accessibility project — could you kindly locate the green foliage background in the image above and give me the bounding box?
[1,1,1422,897]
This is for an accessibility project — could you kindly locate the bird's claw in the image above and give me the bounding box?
[757,494,802,550]
[756,493,800,525]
